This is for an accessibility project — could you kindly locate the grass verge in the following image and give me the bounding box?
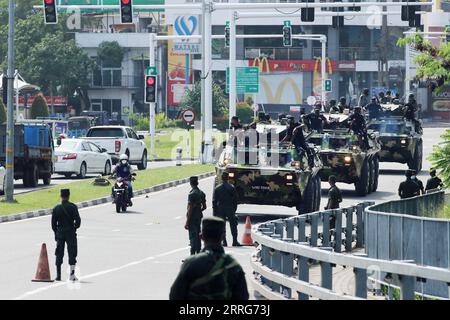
[147,129,227,159]
[0,164,214,216]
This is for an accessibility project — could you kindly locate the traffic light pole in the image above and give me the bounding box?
[229,13,237,123]
[4,0,15,202]
[149,33,156,159]
[203,0,213,164]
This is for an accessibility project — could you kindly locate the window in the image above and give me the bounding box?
[87,128,125,138]
[81,143,92,152]
[89,143,102,153]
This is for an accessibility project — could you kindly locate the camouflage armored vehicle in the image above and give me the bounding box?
[367,104,423,172]
[306,114,381,196]
[215,122,323,214]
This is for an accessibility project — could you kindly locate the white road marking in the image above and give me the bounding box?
[174,216,182,220]
[145,223,154,226]
[12,246,189,300]
[112,229,120,232]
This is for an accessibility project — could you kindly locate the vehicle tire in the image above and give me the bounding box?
[354,160,369,196]
[28,164,39,188]
[0,179,5,195]
[137,151,147,170]
[43,174,51,186]
[116,202,121,213]
[104,161,112,176]
[78,162,87,179]
[23,170,30,187]
[297,176,315,214]
[122,205,127,213]
[64,173,72,179]
[372,156,379,192]
[408,140,423,173]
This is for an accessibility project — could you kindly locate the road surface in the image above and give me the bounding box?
[0,127,446,300]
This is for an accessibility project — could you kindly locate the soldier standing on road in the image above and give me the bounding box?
[398,170,421,199]
[411,170,425,195]
[185,176,207,255]
[52,189,81,281]
[170,216,249,300]
[425,168,444,191]
[213,172,240,247]
[325,176,342,210]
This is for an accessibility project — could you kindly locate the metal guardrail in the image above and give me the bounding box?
[251,199,450,300]
[365,190,450,298]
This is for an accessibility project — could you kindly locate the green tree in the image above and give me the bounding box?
[236,102,254,124]
[397,35,450,92]
[97,41,124,67]
[30,94,49,119]
[428,129,450,188]
[180,81,228,118]
[0,98,6,124]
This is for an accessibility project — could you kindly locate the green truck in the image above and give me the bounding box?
[215,122,323,214]
[306,114,381,196]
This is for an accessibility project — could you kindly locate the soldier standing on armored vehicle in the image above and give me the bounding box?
[403,94,422,133]
[366,96,383,120]
[304,106,329,133]
[337,97,348,113]
[358,88,370,107]
[347,106,369,150]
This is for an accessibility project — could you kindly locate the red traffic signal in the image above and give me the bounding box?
[43,0,57,24]
[145,76,157,103]
[121,0,131,4]
[146,77,155,86]
[120,0,133,24]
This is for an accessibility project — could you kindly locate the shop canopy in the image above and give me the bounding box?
[0,73,40,92]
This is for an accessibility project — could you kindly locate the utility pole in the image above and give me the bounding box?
[5,0,15,202]
[200,0,206,164]
[149,33,156,159]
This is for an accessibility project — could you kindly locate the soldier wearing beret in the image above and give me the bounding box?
[185,176,207,255]
[51,189,81,281]
[170,217,249,300]
[425,168,444,192]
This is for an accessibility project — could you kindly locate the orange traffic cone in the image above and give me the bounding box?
[32,243,54,282]
[241,216,254,246]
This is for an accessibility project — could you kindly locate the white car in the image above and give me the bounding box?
[54,139,112,179]
[0,164,5,195]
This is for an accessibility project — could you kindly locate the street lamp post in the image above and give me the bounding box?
[4,0,15,202]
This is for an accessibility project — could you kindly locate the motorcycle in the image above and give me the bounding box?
[111,173,136,213]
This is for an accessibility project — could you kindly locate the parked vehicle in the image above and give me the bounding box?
[54,139,112,178]
[0,123,54,187]
[19,119,69,146]
[84,126,148,169]
[0,163,5,195]
[68,116,95,138]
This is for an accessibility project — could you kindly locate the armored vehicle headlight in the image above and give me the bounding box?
[228,172,235,178]
[344,156,352,163]
[286,174,293,181]
[400,139,407,144]
[291,161,301,169]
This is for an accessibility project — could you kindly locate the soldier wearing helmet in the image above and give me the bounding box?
[111,154,134,205]
[358,88,370,108]
[303,105,329,133]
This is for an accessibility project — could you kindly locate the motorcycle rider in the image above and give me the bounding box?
[111,154,134,206]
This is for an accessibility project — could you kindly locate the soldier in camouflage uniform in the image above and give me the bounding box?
[213,172,240,247]
[170,216,249,300]
[51,189,81,281]
[185,176,207,255]
[325,175,342,210]
[398,170,421,199]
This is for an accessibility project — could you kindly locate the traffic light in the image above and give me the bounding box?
[282,22,292,47]
[325,79,332,92]
[401,1,420,27]
[332,1,344,28]
[43,0,57,24]
[301,0,314,22]
[225,24,230,48]
[145,75,157,103]
[120,0,133,24]
[2,75,7,105]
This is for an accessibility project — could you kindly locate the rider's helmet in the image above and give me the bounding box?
[119,154,128,165]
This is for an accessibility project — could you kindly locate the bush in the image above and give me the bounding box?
[236,102,254,125]
[129,113,177,131]
[155,113,176,129]
[428,129,450,188]
[0,99,6,124]
[213,117,229,131]
[30,94,49,119]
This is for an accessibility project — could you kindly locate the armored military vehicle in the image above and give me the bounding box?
[367,104,423,172]
[306,114,381,196]
[215,121,323,214]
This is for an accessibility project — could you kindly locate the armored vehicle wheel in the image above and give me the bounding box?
[367,158,375,195]
[408,140,423,173]
[354,160,369,196]
[297,176,315,214]
[371,157,379,192]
